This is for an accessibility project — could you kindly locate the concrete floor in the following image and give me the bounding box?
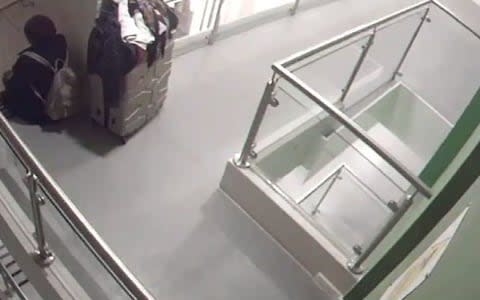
[2,0,480,299]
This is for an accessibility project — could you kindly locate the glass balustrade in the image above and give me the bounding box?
[0,114,152,299]
[235,0,480,274]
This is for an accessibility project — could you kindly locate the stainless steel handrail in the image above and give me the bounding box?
[269,1,480,199]
[278,0,432,68]
[233,0,478,277]
[266,0,480,274]
[0,113,154,299]
[279,1,480,67]
[272,63,433,198]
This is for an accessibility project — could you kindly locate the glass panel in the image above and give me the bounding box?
[0,134,28,197]
[38,187,131,300]
[288,35,372,105]
[240,0,480,273]
[344,10,427,106]
[277,9,461,186]
[0,135,134,299]
[166,0,217,38]
[399,5,480,124]
[250,85,410,257]
[296,165,394,256]
[219,0,293,26]
[255,78,321,152]
[335,10,455,182]
[354,82,452,181]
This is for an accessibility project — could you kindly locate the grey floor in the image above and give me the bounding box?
[5,0,480,299]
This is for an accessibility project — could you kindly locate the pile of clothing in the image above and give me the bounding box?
[87,0,177,105]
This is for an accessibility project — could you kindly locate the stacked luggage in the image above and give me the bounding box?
[87,0,177,141]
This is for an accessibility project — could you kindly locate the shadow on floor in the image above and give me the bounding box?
[162,189,326,299]
[15,114,124,156]
[203,190,328,299]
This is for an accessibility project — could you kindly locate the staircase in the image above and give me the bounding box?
[0,240,30,299]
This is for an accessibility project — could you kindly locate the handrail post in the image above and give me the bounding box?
[27,172,55,267]
[392,8,430,80]
[339,30,376,104]
[311,167,343,215]
[235,80,276,168]
[347,191,416,274]
[207,0,225,45]
[278,1,431,68]
[290,0,300,16]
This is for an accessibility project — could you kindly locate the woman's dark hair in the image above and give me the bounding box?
[24,15,57,45]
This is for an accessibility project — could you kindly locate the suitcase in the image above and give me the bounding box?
[89,41,174,141]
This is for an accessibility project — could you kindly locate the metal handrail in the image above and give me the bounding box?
[279,1,480,67]
[266,0,480,273]
[0,113,154,299]
[267,0,480,199]
[272,63,433,198]
[269,1,480,200]
[290,0,300,16]
[433,0,480,40]
[0,0,22,12]
[278,0,432,68]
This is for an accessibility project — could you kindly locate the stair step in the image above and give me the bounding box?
[18,279,29,287]
[11,269,22,277]
[5,259,15,269]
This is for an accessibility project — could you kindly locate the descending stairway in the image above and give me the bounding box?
[0,240,29,298]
